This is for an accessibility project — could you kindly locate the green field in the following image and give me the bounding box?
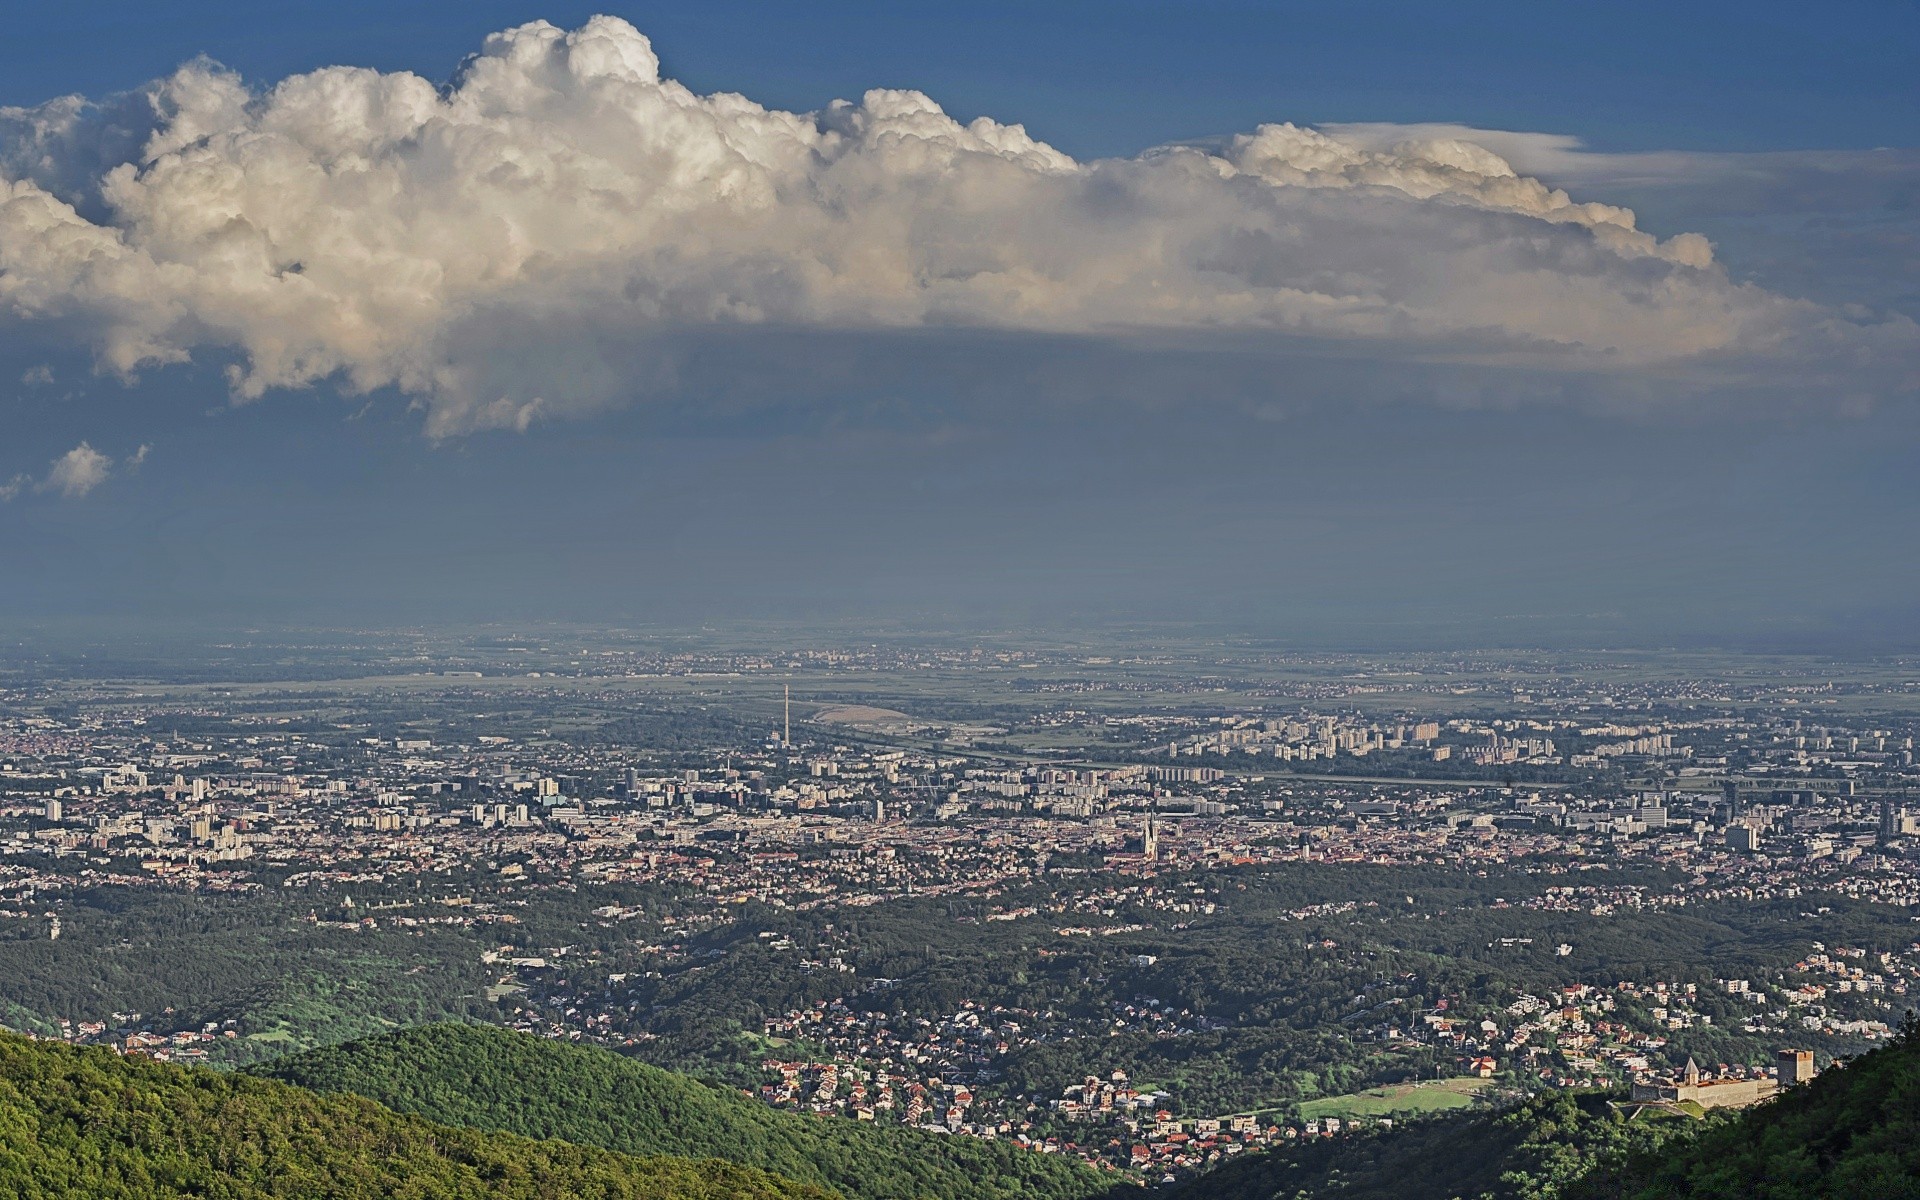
[1296,1077,1496,1121]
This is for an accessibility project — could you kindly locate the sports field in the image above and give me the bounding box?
[1296,1077,1497,1121]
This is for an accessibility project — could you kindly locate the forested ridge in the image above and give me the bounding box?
[4,1012,1917,1200]
[1173,1016,1920,1200]
[1166,1088,1689,1200]
[0,1031,828,1200]
[256,1023,1122,1200]
[1599,1014,1920,1198]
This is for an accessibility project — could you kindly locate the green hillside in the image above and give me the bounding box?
[255,1023,1119,1200]
[1169,1089,1690,1200]
[1175,1019,1920,1200]
[1603,1020,1920,1199]
[0,1031,827,1200]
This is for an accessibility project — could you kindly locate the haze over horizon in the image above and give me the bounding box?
[3,2,1916,648]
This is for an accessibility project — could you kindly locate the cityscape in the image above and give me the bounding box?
[4,635,1918,1184]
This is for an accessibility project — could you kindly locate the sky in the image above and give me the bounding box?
[1,2,1917,647]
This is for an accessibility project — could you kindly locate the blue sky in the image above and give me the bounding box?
[1,3,1916,644]
[9,0,1917,155]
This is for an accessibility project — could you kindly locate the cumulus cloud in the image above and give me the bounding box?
[0,15,1913,434]
[1324,122,1920,200]
[1322,124,1920,330]
[43,442,112,496]
[0,441,136,500]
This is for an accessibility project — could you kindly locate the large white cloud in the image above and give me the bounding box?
[0,15,1912,434]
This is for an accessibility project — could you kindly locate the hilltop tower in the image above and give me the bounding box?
[1778,1048,1816,1087]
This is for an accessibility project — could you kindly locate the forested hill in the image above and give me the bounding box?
[1165,1089,1691,1200]
[0,1031,827,1200]
[23,1017,1903,1200]
[1602,1018,1920,1198]
[1175,1020,1920,1200]
[254,1023,1120,1200]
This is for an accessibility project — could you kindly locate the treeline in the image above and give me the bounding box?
[0,887,491,1061]
[480,863,1915,1114]
[587,703,766,753]
[1172,1089,1692,1200]
[7,861,1913,1123]
[563,863,1898,1112]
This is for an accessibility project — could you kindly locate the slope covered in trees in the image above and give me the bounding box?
[1176,1020,1920,1200]
[1603,1017,1920,1198]
[0,1031,827,1200]
[1168,1089,1691,1200]
[255,1023,1119,1200]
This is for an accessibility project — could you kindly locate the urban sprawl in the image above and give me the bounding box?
[4,641,1919,1180]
